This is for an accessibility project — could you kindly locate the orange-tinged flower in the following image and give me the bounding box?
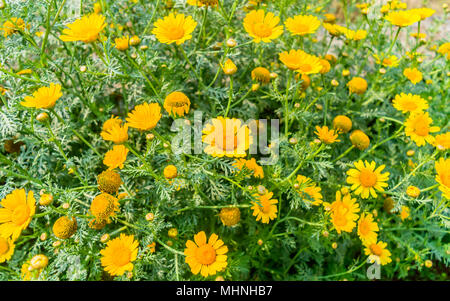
[184,231,228,277]
[346,160,390,199]
[315,125,340,144]
[60,13,106,43]
[101,122,128,144]
[164,91,190,117]
[437,42,450,59]
[373,53,400,67]
[357,213,379,244]
[403,67,422,84]
[103,145,129,170]
[251,192,278,224]
[404,111,440,146]
[114,35,130,51]
[0,235,15,263]
[100,234,139,276]
[364,240,392,265]
[285,15,320,36]
[392,93,428,114]
[435,158,450,199]
[152,13,197,45]
[295,175,323,205]
[347,77,367,94]
[330,191,360,234]
[434,132,450,151]
[232,158,264,179]
[279,49,322,74]
[21,83,62,109]
[251,67,271,84]
[332,115,352,133]
[243,9,283,43]
[0,189,36,240]
[221,58,237,75]
[126,103,162,131]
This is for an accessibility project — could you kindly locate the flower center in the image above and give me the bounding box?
[215,131,238,151]
[383,58,392,65]
[167,26,185,40]
[359,220,370,235]
[298,63,312,73]
[195,244,216,265]
[414,122,429,136]
[0,237,9,255]
[260,200,272,214]
[440,173,450,187]
[359,169,377,187]
[11,205,30,226]
[403,101,418,111]
[370,244,383,256]
[334,214,348,227]
[253,22,272,38]
[112,245,131,267]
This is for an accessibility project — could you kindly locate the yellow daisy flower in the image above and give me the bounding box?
[373,53,400,67]
[437,42,450,59]
[60,13,106,43]
[344,29,367,41]
[202,117,252,158]
[392,93,428,114]
[347,77,368,94]
[357,213,379,244]
[403,67,422,84]
[330,191,360,234]
[364,240,392,265]
[90,193,120,223]
[163,91,190,117]
[251,192,278,224]
[404,111,440,146]
[434,132,450,151]
[295,175,323,205]
[322,23,346,36]
[279,49,322,74]
[221,58,237,75]
[346,160,390,199]
[251,67,271,84]
[103,145,129,170]
[126,103,162,131]
[332,115,352,133]
[0,189,36,240]
[285,15,320,36]
[385,10,420,27]
[409,8,435,20]
[243,9,283,43]
[152,13,197,45]
[1,17,26,37]
[184,231,228,278]
[21,83,62,109]
[0,235,15,263]
[100,233,139,276]
[114,35,130,51]
[232,158,264,179]
[435,158,450,199]
[314,125,340,144]
[101,122,128,144]
[399,205,410,220]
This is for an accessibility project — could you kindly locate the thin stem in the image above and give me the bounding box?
[224,76,234,117]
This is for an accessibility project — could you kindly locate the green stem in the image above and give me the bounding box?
[224,76,234,117]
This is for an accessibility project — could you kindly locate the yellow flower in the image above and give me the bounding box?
[322,23,346,36]
[0,235,15,263]
[17,69,33,75]
[279,49,322,74]
[1,17,26,37]
[251,67,271,83]
[350,130,370,150]
[385,10,420,27]
[323,13,336,23]
[219,208,241,226]
[399,205,410,221]
[364,240,392,265]
[285,15,320,36]
[437,42,450,59]
[434,132,450,150]
[126,103,162,131]
[319,58,331,74]
[403,67,422,84]
[294,175,323,205]
[404,111,440,146]
[163,91,190,117]
[100,233,139,276]
[357,213,379,244]
[97,170,122,194]
[373,54,399,67]
[52,216,77,239]
[315,125,340,144]
[202,117,252,158]
[184,231,228,277]
[93,2,102,14]
[101,122,128,144]
[347,77,367,94]
[30,254,48,270]
[435,158,450,199]
[346,160,390,199]
[221,58,237,75]
[406,186,420,198]
[152,13,197,45]
[114,35,130,51]
[90,193,119,222]
[103,145,129,170]
[392,93,428,114]
[332,115,352,133]
[251,192,278,224]
[232,158,264,178]
[187,0,218,6]
[243,9,283,43]
[163,165,178,179]
[344,29,367,41]
[409,8,435,20]
[21,83,62,109]
[330,191,360,234]
[0,189,36,240]
[21,260,42,280]
[60,13,106,43]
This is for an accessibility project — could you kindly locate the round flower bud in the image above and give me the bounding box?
[257,185,267,195]
[379,68,386,74]
[215,276,225,281]
[347,77,368,95]
[406,186,420,198]
[406,150,415,157]
[168,228,178,238]
[30,254,48,270]
[146,133,155,140]
[62,202,70,209]
[130,53,137,59]
[331,79,339,87]
[40,233,48,241]
[322,230,329,238]
[130,35,141,46]
[247,185,253,191]
[325,54,337,64]
[52,216,77,239]
[97,169,122,194]
[257,239,263,246]
[36,112,49,122]
[425,260,432,268]
[145,212,155,221]
[294,102,300,108]
[88,218,107,230]
[251,67,271,84]
[289,137,298,144]
[332,115,352,133]
[52,240,61,247]
[350,130,370,150]
[164,165,177,179]
[39,194,53,206]
[331,242,338,249]
[269,72,278,79]
[226,38,237,48]
[251,83,260,91]
[342,69,350,76]
[166,240,173,247]
[219,207,241,226]
[79,65,87,72]
[100,234,110,243]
